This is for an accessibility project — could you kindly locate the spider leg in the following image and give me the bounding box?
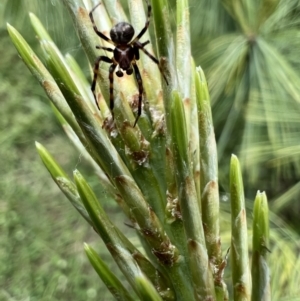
[131,0,151,43]
[133,41,150,60]
[89,3,115,45]
[91,56,113,109]
[141,40,150,47]
[134,42,169,85]
[108,64,117,120]
[96,46,114,52]
[132,62,143,127]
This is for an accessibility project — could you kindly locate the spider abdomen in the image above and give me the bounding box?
[110,22,135,44]
[114,47,135,70]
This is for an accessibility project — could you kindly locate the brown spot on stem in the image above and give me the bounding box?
[78,6,88,20]
[235,282,247,294]
[187,239,198,250]
[208,180,217,189]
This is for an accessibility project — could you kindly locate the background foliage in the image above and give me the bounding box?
[190,0,300,227]
[0,1,114,300]
[1,0,300,300]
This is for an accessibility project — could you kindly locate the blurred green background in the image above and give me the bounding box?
[1,0,300,300]
[0,1,118,300]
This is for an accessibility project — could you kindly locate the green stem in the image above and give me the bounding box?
[171,91,215,300]
[251,191,271,301]
[230,155,251,301]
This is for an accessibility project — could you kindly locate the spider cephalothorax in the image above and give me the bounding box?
[89,0,167,127]
[110,22,135,44]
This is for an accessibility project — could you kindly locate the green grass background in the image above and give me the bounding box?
[0,1,123,300]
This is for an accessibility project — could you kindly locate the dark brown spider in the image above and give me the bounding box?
[89,0,168,127]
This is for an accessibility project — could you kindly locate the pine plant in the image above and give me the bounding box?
[8,0,271,300]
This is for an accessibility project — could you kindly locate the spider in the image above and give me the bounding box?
[89,0,168,127]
